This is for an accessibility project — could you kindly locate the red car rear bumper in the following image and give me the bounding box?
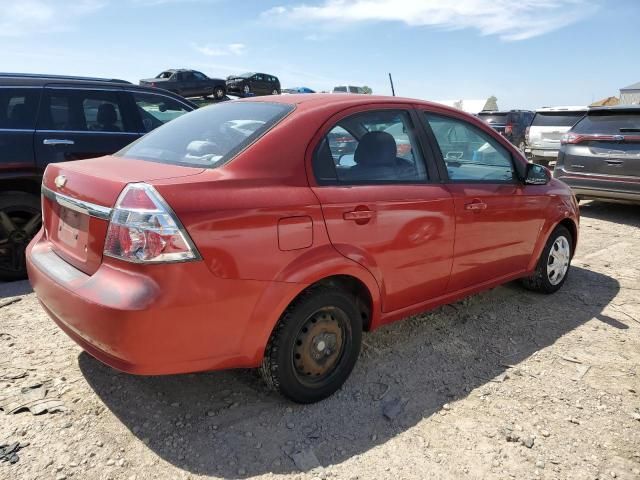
[26,230,301,375]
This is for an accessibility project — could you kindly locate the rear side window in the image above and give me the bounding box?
[531,112,585,127]
[0,88,41,129]
[478,113,507,125]
[38,89,131,132]
[572,112,640,134]
[425,113,515,182]
[117,101,293,168]
[333,87,347,93]
[313,110,428,185]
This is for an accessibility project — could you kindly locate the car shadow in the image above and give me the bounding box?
[579,200,640,227]
[79,266,619,478]
[0,280,33,299]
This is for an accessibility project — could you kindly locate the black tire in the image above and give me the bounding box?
[521,225,573,294]
[271,88,280,95]
[0,192,42,281]
[213,86,225,101]
[261,287,362,403]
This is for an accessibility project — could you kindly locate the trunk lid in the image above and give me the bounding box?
[564,138,640,177]
[42,156,203,275]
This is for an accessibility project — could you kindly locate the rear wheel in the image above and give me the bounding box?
[0,193,42,281]
[261,287,362,403]
[521,225,572,294]
[271,88,280,95]
[213,86,225,100]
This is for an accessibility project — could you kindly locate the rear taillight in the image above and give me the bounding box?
[104,183,199,263]
[561,133,620,145]
[525,126,530,142]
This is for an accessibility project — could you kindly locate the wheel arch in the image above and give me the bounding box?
[239,252,382,367]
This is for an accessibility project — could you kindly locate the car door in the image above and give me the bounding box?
[33,86,139,169]
[422,111,549,292]
[251,74,267,95]
[0,86,41,173]
[310,106,455,313]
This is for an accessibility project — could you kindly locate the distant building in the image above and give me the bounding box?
[590,96,620,107]
[437,98,494,114]
[620,81,640,105]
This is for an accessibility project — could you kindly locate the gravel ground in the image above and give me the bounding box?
[1,200,639,480]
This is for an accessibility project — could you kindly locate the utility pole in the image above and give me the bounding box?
[388,73,396,97]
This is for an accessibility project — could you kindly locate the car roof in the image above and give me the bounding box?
[237,93,470,116]
[536,106,588,112]
[479,109,533,113]
[588,104,640,113]
[0,72,130,86]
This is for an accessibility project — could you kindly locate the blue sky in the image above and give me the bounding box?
[2,0,639,109]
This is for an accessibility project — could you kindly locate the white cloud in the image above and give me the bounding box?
[193,42,247,56]
[263,0,599,41]
[0,0,104,37]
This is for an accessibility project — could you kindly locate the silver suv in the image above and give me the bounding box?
[525,106,587,166]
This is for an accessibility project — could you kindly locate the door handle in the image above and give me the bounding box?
[343,210,374,221]
[43,139,75,146]
[465,200,487,211]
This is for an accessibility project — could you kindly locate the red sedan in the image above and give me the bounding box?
[27,95,579,403]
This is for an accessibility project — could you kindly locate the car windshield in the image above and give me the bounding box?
[531,111,585,127]
[572,112,640,134]
[156,72,173,79]
[116,102,293,168]
[478,113,507,124]
[333,87,347,93]
[238,72,255,79]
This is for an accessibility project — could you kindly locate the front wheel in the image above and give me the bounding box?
[271,88,280,95]
[521,225,573,294]
[243,84,250,96]
[261,287,362,403]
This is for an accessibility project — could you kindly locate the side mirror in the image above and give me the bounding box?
[524,163,551,185]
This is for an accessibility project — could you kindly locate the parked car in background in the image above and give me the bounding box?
[332,85,367,94]
[477,110,534,150]
[554,105,640,203]
[139,69,227,100]
[525,106,587,166]
[0,73,195,280]
[27,94,578,404]
[226,73,280,97]
[282,87,316,94]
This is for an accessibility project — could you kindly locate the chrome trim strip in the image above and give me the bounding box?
[0,128,35,132]
[36,129,139,136]
[41,185,112,220]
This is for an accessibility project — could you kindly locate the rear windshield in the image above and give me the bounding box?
[572,112,640,134]
[531,111,585,127]
[116,102,293,168]
[478,113,507,124]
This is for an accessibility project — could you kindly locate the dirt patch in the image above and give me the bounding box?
[1,201,639,480]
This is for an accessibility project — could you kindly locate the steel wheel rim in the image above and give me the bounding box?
[272,89,278,95]
[292,306,347,385]
[243,85,250,94]
[214,87,224,99]
[547,235,570,285]
[0,207,41,274]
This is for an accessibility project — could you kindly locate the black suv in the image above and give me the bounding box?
[0,73,196,280]
[226,72,281,97]
[477,110,534,150]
